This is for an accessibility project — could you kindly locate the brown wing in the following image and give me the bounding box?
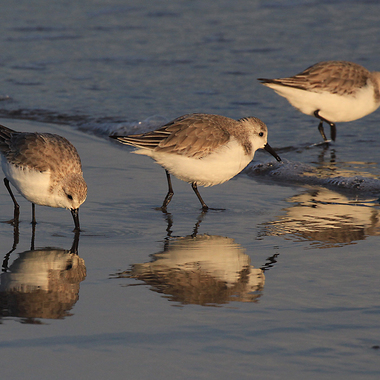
[258,61,370,95]
[112,113,233,159]
[2,128,82,173]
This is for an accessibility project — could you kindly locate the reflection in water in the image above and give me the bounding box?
[261,188,380,248]
[112,214,277,306]
[0,233,86,322]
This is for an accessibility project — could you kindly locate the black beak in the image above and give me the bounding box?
[71,208,81,232]
[264,143,282,162]
[70,230,80,254]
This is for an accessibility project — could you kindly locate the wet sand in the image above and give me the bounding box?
[1,118,379,380]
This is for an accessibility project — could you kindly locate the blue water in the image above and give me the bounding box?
[1,1,380,379]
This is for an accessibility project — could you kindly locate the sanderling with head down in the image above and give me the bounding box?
[0,124,87,230]
[258,60,380,141]
[110,113,281,211]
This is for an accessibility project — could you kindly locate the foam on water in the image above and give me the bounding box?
[0,107,169,139]
[247,160,380,196]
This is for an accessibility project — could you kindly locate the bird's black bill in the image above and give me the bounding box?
[264,143,281,162]
[71,208,81,231]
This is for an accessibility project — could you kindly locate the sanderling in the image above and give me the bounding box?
[110,113,281,211]
[0,124,87,230]
[258,60,380,141]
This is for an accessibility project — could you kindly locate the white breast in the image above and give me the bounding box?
[138,139,253,187]
[2,159,56,207]
[269,82,380,122]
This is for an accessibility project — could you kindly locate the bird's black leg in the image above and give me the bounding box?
[31,203,36,225]
[317,121,328,142]
[191,182,208,211]
[70,230,80,255]
[4,178,20,224]
[330,123,337,142]
[31,221,36,250]
[160,170,174,211]
[314,110,335,142]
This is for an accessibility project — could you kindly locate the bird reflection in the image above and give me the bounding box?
[261,188,380,248]
[112,213,278,306]
[0,231,86,323]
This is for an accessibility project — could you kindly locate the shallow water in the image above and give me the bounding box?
[1,1,380,379]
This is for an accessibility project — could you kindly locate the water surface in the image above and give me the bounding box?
[0,1,380,379]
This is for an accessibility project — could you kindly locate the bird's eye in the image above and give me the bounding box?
[67,194,73,200]
[259,132,264,137]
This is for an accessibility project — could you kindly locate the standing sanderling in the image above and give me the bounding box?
[0,124,87,230]
[258,61,380,141]
[110,113,281,211]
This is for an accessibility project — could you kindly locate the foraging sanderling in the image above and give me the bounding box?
[0,124,87,230]
[258,60,380,141]
[111,113,281,211]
